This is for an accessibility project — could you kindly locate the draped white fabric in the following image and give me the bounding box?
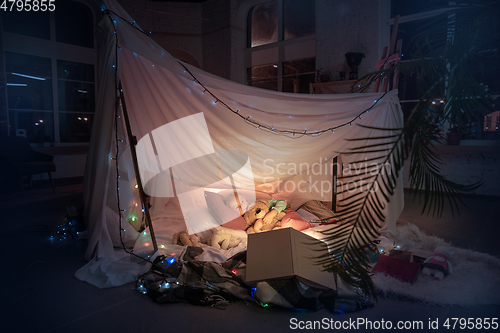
[75,0,404,288]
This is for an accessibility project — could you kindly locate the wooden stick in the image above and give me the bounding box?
[332,156,338,213]
[118,81,159,253]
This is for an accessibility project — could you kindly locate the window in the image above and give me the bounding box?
[248,1,278,48]
[57,60,95,142]
[246,0,316,93]
[1,0,96,145]
[392,1,499,141]
[5,52,53,143]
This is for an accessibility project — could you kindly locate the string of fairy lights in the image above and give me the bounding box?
[178,61,389,138]
[102,7,392,269]
[106,9,155,266]
[103,8,390,139]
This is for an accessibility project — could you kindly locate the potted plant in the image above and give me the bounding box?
[328,1,497,298]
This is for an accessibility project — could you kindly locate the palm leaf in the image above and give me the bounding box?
[319,1,497,300]
[321,125,404,300]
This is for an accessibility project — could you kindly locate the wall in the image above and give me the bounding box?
[316,0,387,82]
[31,147,88,180]
[115,0,389,84]
[117,0,204,68]
[202,0,235,80]
[402,146,500,197]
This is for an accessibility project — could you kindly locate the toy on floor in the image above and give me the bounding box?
[172,230,202,247]
[208,227,242,250]
[421,246,453,281]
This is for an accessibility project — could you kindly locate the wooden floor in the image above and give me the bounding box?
[0,179,499,333]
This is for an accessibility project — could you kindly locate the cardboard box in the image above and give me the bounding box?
[246,228,337,290]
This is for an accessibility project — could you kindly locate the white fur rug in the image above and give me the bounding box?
[373,223,500,306]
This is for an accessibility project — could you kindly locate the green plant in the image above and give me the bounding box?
[322,0,498,299]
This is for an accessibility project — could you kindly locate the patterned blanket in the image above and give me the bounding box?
[138,246,373,312]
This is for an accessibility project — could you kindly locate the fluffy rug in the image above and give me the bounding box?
[373,223,500,306]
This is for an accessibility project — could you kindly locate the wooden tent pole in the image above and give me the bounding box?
[118,81,159,253]
[332,155,338,213]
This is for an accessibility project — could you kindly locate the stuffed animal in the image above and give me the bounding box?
[208,227,242,250]
[245,200,286,234]
[243,200,269,230]
[172,230,202,247]
[421,246,453,281]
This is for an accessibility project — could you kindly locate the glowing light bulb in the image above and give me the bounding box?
[167,256,176,265]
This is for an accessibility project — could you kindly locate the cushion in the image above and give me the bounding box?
[204,191,247,230]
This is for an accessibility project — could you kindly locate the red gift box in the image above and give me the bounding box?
[371,255,421,284]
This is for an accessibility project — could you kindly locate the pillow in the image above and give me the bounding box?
[224,193,248,213]
[204,191,247,230]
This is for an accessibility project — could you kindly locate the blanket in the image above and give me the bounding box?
[373,223,500,306]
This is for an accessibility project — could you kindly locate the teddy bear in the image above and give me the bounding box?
[243,200,269,228]
[421,246,453,281]
[208,227,243,250]
[172,230,202,247]
[244,200,286,234]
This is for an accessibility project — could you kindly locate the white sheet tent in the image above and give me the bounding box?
[75,0,404,288]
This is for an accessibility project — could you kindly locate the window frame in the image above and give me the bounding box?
[389,2,499,141]
[244,0,316,92]
[1,1,98,146]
